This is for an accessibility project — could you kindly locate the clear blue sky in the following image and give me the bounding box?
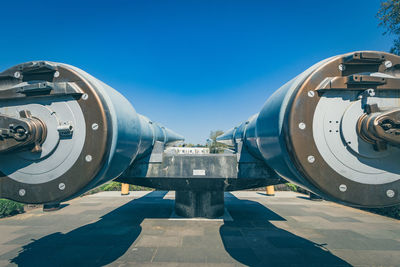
[0,0,393,144]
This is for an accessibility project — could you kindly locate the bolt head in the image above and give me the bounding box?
[367,89,375,97]
[14,72,21,78]
[82,94,89,100]
[58,183,66,191]
[386,189,395,198]
[298,122,306,130]
[85,155,92,162]
[19,189,26,196]
[384,60,393,68]
[92,123,99,130]
[307,155,315,163]
[339,184,347,192]
[54,71,60,78]
[338,64,346,71]
[308,91,315,97]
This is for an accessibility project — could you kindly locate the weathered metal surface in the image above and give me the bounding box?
[117,149,281,218]
[118,146,281,191]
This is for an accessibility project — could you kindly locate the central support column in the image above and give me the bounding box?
[175,190,224,218]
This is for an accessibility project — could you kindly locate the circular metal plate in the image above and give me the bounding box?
[0,99,86,183]
[0,62,110,204]
[285,51,400,207]
[313,91,400,185]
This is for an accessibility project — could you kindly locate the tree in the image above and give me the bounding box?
[377,0,400,55]
[208,130,227,154]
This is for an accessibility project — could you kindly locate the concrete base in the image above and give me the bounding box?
[175,190,224,218]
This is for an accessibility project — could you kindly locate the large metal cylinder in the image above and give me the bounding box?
[218,51,400,207]
[0,61,183,204]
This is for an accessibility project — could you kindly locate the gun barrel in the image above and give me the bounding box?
[0,61,183,204]
[219,51,400,208]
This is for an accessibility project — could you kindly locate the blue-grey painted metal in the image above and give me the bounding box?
[254,58,333,187]
[217,58,332,184]
[68,63,184,190]
[217,57,336,188]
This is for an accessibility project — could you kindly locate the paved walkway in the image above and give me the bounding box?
[0,191,399,266]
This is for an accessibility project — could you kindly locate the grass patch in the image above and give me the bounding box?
[84,181,153,196]
[0,199,24,218]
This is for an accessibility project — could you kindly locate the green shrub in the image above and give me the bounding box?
[84,181,153,196]
[0,199,24,218]
[100,181,121,191]
[285,183,298,192]
[98,182,152,191]
[129,184,152,191]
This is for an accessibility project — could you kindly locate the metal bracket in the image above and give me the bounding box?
[342,52,386,65]
[0,81,84,100]
[0,61,57,80]
[17,61,56,73]
[316,75,400,92]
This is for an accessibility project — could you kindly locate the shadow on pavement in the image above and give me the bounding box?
[296,195,312,200]
[11,191,350,266]
[220,193,351,266]
[11,191,171,267]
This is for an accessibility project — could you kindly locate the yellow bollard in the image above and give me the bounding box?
[266,185,275,196]
[121,183,130,195]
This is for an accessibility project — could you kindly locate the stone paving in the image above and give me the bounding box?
[0,191,399,266]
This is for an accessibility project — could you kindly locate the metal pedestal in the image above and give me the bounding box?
[175,190,224,218]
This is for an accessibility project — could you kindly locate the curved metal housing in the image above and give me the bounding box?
[0,61,183,204]
[218,51,400,208]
